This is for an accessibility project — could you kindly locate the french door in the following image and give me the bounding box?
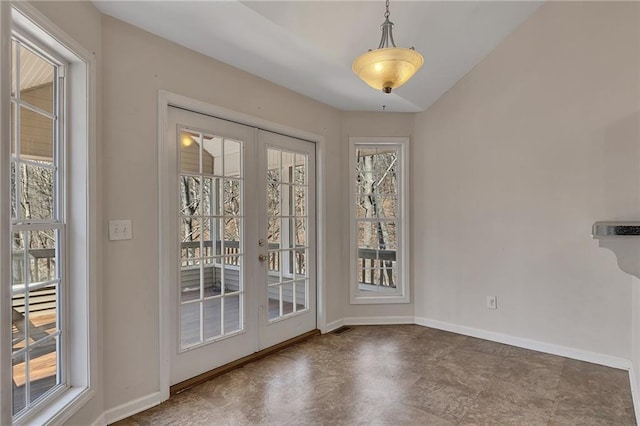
[167,107,316,385]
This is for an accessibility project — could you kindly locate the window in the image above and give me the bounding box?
[349,137,409,304]
[2,4,96,424]
[10,33,65,418]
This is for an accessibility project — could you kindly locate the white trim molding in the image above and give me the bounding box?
[415,316,632,370]
[344,316,415,326]
[103,392,162,425]
[629,367,640,425]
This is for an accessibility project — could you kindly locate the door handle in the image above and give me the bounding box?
[258,254,268,262]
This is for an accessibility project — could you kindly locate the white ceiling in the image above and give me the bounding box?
[93,1,542,112]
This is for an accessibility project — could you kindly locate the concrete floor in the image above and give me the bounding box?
[114,325,636,425]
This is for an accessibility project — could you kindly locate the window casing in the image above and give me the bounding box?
[349,137,410,304]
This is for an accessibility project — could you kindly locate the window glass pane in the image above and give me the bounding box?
[357,221,379,249]
[224,139,241,177]
[28,229,56,283]
[10,162,17,219]
[268,251,280,274]
[180,131,199,174]
[19,163,54,220]
[19,106,54,165]
[11,40,17,97]
[13,354,26,415]
[19,45,55,114]
[381,222,397,250]
[29,337,58,404]
[377,195,398,218]
[12,231,25,286]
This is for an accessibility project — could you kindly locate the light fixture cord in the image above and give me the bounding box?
[378,0,396,49]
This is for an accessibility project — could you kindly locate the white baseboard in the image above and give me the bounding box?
[103,391,162,425]
[415,316,632,370]
[90,413,106,426]
[324,318,345,333]
[343,316,415,326]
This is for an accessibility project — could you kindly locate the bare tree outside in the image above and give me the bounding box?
[355,147,398,288]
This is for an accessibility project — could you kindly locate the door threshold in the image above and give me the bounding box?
[170,329,320,395]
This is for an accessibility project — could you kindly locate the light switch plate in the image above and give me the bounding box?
[109,220,132,241]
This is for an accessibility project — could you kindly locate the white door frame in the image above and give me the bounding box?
[157,90,328,402]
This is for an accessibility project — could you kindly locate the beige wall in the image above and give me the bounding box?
[100,15,344,412]
[413,1,640,358]
[23,0,640,423]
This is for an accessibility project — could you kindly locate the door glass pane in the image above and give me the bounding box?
[294,280,307,311]
[282,151,294,183]
[224,139,241,177]
[282,282,294,316]
[203,264,221,298]
[294,154,305,184]
[180,131,200,174]
[202,177,220,216]
[221,260,241,293]
[268,285,281,320]
[180,266,200,303]
[294,186,306,216]
[223,179,240,216]
[267,182,280,217]
[180,176,201,216]
[180,218,201,259]
[202,135,223,176]
[267,149,281,182]
[181,303,200,347]
[203,298,222,340]
[223,294,241,334]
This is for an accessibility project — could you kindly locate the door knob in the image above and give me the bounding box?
[258,254,268,262]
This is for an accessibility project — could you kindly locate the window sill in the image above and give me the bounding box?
[14,386,94,426]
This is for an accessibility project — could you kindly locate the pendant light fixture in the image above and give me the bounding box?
[352,0,424,94]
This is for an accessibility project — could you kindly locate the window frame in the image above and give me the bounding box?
[349,137,410,304]
[1,3,97,425]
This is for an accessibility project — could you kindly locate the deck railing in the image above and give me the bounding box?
[358,248,396,288]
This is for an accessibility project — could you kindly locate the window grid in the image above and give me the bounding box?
[10,37,66,418]
[351,140,408,303]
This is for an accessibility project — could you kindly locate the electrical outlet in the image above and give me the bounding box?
[109,220,132,241]
[486,296,497,310]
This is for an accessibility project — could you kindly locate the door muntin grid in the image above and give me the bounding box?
[266,148,309,322]
[178,128,245,350]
